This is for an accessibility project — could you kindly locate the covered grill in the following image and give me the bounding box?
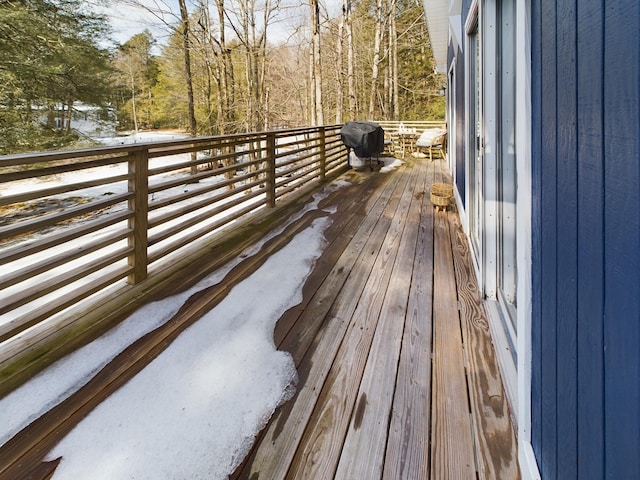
[340,121,385,170]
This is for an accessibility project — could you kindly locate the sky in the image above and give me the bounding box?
[0,130,403,479]
[98,0,184,46]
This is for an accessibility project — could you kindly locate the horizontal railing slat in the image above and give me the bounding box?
[148,174,239,212]
[0,148,135,168]
[0,246,133,318]
[0,264,133,345]
[0,174,131,207]
[0,229,130,290]
[0,212,132,265]
[147,197,265,266]
[148,183,265,247]
[148,176,266,231]
[0,192,132,241]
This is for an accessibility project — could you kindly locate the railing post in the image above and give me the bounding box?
[128,147,149,284]
[319,127,326,181]
[265,133,277,208]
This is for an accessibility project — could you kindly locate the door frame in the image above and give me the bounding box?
[464,0,482,280]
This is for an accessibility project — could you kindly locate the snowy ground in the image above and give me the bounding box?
[0,131,403,478]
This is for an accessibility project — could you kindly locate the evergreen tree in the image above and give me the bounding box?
[0,0,113,154]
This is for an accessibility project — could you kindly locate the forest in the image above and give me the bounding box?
[0,0,444,154]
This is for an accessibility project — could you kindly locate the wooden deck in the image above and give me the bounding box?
[0,157,518,479]
[233,157,519,479]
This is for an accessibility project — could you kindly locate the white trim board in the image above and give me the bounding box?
[514,0,540,479]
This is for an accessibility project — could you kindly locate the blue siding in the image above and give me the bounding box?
[531,0,640,478]
[602,3,640,479]
[576,0,605,478]
[555,0,579,476]
[536,0,559,476]
[530,0,544,473]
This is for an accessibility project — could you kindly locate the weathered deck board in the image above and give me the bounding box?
[285,165,415,479]
[274,170,402,357]
[449,214,521,480]
[333,162,424,479]
[430,210,477,479]
[273,170,395,349]
[382,164,434,480]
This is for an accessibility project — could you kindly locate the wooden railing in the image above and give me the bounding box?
[0,125,347,389]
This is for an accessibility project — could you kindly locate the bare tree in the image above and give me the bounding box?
[309,0,323,125]
[194,0,235,135]
[117,57,140,132]
[178,0,198,139]
[346,0,356,120]
[113,31,157,132]
[225,0,281,131]
[214,0,235,133]
[368,0,383,118]
[389,0,398,119]
[263,43,308,127]
[335,0,345,123]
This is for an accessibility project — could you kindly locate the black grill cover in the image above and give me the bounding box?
[340,121,385,158]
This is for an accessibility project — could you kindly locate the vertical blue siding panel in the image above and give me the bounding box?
[576,0,605,478]
[603,2,640,478]
[555,1,579,478]
[530,0,543,469]
[539,0,559,477]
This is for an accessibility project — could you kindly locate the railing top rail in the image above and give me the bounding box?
[375,120,446,126]
[0,125,345,166]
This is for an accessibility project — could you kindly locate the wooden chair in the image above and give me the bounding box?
[428,132,447,161]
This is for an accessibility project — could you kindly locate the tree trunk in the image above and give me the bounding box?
[178,0,198,176]
[264,87,270,130]
[335,0,346,123]
[129,67,139,132]
[310,0,323,126]
[346,0,356,120]
[390,0,399,120]
[309,37,316,125]
[205,63,215,135]
[196,1,216,135]
[368,0,383,118]
[65,100,73,133]
[179,0,197,138]
[209,0,229,134]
